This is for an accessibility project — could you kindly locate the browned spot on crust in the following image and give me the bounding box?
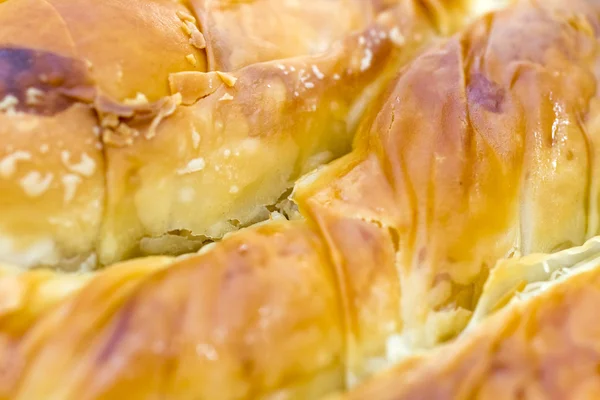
[467,73,505,113]
[418,247,427,263]
[0,47,95,116]
[96,299,135,364]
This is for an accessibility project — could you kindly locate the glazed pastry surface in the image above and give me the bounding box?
[4,0,600,399]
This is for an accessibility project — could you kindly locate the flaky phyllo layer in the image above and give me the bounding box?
[4,0,600,399]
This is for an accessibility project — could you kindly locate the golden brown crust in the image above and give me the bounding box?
[0,0,210,268]
[0,104,104,269]
[44,0,208,102]
[0,222,346,399]
[0,0,208,102]
[98,5,439,264]
[5,0,600,399]
[0,0,78,58]
[325,0,600,347]
[192,0,377,71]
[295,153,404,382]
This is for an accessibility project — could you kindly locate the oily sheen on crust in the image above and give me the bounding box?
[3,1,600,400]
[0,0,441,269]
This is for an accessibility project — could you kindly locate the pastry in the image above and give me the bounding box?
[5,0,595,399]
[0,0,462,269]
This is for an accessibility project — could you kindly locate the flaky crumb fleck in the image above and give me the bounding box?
[101,114,120,129]
[216,71,238,87]
[116,123,139,140]
[190,31,206,49]
[299,69,310,83]
[25,88,44,105]
[62,173,81,203]
[360,48,373,72]
[177,157,206,175]
[61,151,96,177]
[183,20,206,49]
[389,27,405,46]
[176,10,196,23]
[123,92,149,106]
[20,171,53,197]
[145,93,182,139]
[311,65,325,80]
[0,95,19,113]
[186,54,198,66]
[0,151,31,178]
[102,128,134,147]
[219,93,234,101]
[191,127,201,149]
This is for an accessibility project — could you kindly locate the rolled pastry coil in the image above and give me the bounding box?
[1,0,599,399]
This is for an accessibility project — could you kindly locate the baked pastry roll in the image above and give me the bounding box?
[4,0,594,399]
[294,0,600,353]
[0,0,208,269]
[98,4,436,265]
